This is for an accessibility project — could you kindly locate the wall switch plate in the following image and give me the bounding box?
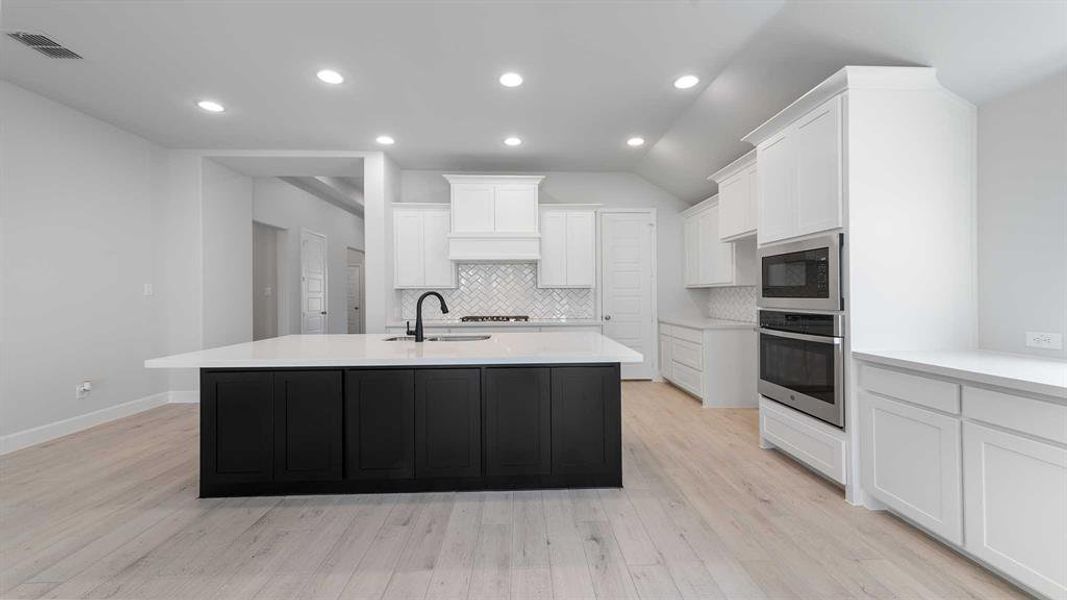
[75,380,93,398]
[1025,331,1063,350]
[143,283,153,296]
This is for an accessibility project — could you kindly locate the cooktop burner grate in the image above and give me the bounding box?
[460,315,530,322]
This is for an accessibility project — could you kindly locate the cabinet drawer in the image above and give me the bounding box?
[671,325,703,344]
[861,365,960,414]
[963,386,1067,445]
[759,397,846,484]
[671,338,703,371]
[670,361,703,398]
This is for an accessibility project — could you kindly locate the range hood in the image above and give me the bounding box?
[444,174,544,261]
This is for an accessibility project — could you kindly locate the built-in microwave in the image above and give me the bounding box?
[757,233,843,311]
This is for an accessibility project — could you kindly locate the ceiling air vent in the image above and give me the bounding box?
[5,31,83,59]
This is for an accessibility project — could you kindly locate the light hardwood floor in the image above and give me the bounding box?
[1,382,1025,599]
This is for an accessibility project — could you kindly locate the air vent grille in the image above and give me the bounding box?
[5,31,83,59]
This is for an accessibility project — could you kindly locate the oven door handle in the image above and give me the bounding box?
[758,328,843,344]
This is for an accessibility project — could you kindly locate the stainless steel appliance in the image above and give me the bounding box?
[460,315,530,322]
[758,233,843,311]
[758,310,845,428]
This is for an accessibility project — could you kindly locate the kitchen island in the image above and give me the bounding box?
[146,331,642,497]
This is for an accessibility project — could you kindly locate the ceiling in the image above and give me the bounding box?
[2,1,1065,203]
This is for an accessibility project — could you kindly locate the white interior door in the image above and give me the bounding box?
[301,230,328,334]
[347,254,363,334]
[600,210,656,379]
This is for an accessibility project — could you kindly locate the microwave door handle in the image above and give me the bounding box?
[758,328,843,344]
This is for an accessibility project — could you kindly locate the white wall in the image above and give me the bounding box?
[201,160,253,348]
[0,81,168,440]
[397,170,706,320]
[252,178,364,335]
[978,70,1067,359]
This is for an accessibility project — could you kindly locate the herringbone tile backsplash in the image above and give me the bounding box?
[705,286,758,322]
[397,263,595,320]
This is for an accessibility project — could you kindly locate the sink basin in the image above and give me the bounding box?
[428,335,491,342]
[382,335,491,342]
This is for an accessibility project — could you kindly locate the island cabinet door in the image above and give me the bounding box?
[485,368,551,476]
[202,371,274,484]
[415,368,482,478]
[273,371,343,482]
[551,365,622,476]
[344,369,415,480]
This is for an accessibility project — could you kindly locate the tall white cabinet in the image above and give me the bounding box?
[682,197,757,287]
[393,204,455,289]
[538,205,596,288]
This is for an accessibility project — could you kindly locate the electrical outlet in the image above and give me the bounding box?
[75,380,93,399]
[1025,331,1063,350]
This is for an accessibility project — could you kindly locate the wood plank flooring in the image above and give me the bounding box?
[0,382,1026,599]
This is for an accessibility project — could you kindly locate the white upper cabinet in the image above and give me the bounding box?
[393,204,456,289]
[538,205,596,288]
[683,198,757,287]
[709,149,758,241]
[444,175,544,260]
[752,95,844,245]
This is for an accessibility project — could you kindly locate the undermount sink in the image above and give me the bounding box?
[382,334,491,342]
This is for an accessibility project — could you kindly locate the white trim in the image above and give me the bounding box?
[0,392,170,456]
[168,390,200,404]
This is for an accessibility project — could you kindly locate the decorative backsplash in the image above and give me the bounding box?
[705,286,758,322]
[397,263,595,320]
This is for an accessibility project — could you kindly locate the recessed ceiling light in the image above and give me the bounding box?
[673,74,700,89]
[196,100,225,113]
[504,136,522,146]
[376,135,395,145]
[316,69,344,85]
[499,72,523,87]
[627,137,645,147]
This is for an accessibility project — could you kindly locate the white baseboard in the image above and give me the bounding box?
[167,390,199,404]
[0,391,171,456]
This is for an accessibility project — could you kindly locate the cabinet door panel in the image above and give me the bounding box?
[485,368,551,476]
[718,173,749,240]
[422,210,455,288]
[565,211,596,287]
[538,210,567,287]
[345,370,415,480]
[494,186,539,232]
[683,216,700,286]
[274,371,342,482]
[744,165,759,235]
[416,369,482,478]
[202,371,274,484]
[551,366,621,476]
[964,422,1067,599]
[452,184,494,232]
[393,210,424,288]
[757,132,795,244]
[861,391,961,543]
[794,96,843,236]
[700,206,733,285]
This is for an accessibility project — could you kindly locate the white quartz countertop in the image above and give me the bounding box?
[386,319,602,329]
[145,332,643,369]
[853,349,1067,399]
[658,315,756,331]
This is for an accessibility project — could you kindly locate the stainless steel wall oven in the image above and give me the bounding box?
[758,310,845,428]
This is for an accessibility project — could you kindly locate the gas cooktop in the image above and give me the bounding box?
[460,315,531,322]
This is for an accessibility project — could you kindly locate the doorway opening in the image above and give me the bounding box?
[253,221,285,340]
[347,248,365,333]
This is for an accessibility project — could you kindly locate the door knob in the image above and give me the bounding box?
[320,311,327,315]
[604,315,612,321]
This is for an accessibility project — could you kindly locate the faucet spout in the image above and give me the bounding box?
[410,291,449,342]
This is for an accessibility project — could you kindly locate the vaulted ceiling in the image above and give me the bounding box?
[3,1,1065,203]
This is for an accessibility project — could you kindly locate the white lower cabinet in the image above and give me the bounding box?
[659,333,672,381]
[658,321,756,407]
[964,421,1067,599]
[760,396,847,484]
[858,359,1067,599]
[861,391,962,544]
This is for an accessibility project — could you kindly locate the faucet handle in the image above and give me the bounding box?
[405,320,414,336]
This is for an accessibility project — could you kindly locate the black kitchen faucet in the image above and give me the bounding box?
[407,291,449,342]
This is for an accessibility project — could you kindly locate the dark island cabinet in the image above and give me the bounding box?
[201,371,274,485]
[344,369,415,480]
[200,364,621,497]
[273,370,343,481]
[485,368,551,476]
[415,369,482,478]
[551,365,622,478]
